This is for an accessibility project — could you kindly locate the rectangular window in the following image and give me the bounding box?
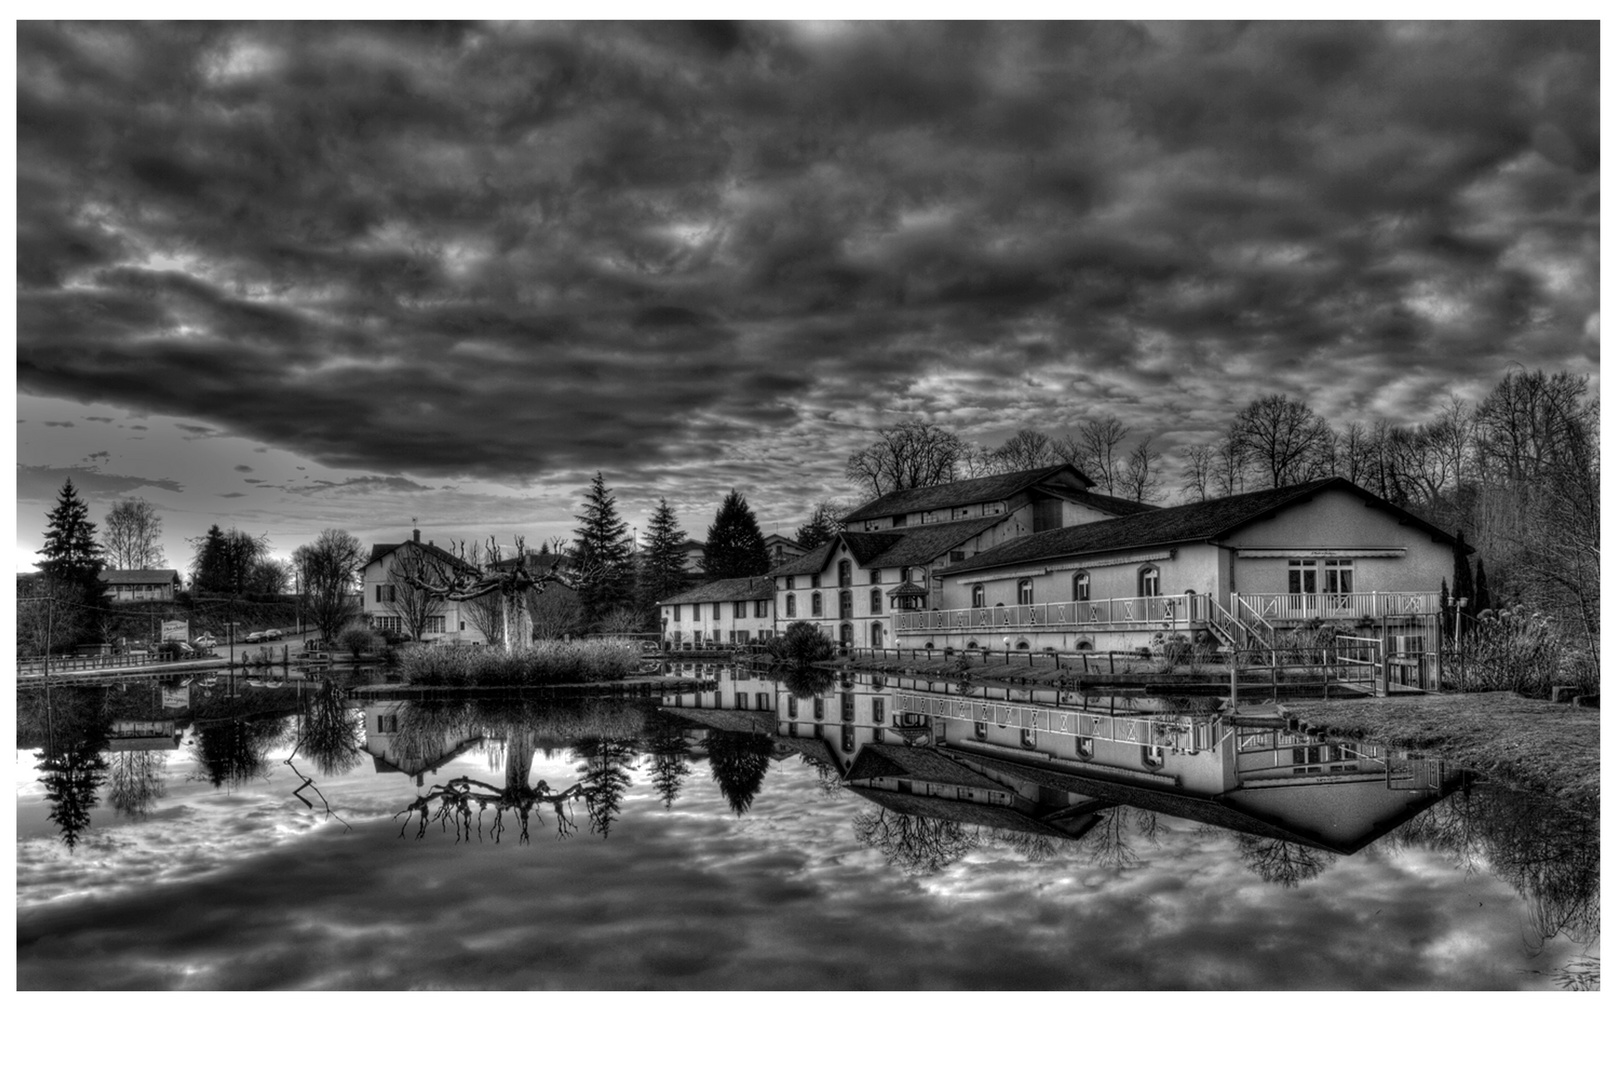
[1288,559,1318,594]
[1323,559,1354,594]
[713,602,722,619]
[734,601,747,618]
[873,699,885,727]
[951,550,966,562]
[424,616,445,634]
[870,569,882,584]
[892,514,906,527]
[757,693,771,711]
[672,606,680,622]
[379,712,400,733]
[813,698,824,720]
[735,692,747,709]
[787,697,798,719]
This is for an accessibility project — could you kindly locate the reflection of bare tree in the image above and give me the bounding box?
[990,830,1069,864]
[1134,808,1165,847]
[107,751,166,819]
[296,681,368,776]
[190,716,290,789]
[1080,807,1140,870]
[802,756,844,797]
[706,729,773,815]
[1392,784,1599,951]
[853,808,980,875]
[1234,835,1336,888]
[396,775,591,843]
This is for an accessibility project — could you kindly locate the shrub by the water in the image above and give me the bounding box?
[339,627,380,658]
[398,638,641,686]
[766,621,838,666]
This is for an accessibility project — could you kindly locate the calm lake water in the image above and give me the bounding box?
[15,665,1599,990]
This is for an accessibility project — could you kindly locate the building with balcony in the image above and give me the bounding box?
[913,477,1460,654]
[771,465,1156,650]
[99,568,183,603]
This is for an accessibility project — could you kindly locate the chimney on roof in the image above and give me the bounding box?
[413,528,421,543]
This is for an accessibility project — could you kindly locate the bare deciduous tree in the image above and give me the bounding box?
[1073,417,1130,494]
[103,498,164,570]
[1119,436,1164,503]
[1180,443,1215,501]
[991,428,1058,471]
[293,529,364,643]
[384,544,451,641]
[1229,394,1334,488]
[844,421,967,497]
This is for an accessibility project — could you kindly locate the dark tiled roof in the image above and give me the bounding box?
[842,465,1094,522]
[938,477,1459,577]
[846,744,1011,789]
[1043,486,1160,517]
[847,786,1068,837]
[99,569,182,584]
[363,539,481,577]
[660,575,775,605]
[774,518,1006,579]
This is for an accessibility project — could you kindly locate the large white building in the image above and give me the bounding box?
[360,530,491,644]
[660,576,776,649]
[771,470,1460,657]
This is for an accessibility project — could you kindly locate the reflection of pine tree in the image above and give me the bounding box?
[38,719,110,850]
[574,737,637,836]
[705,729,773,815]
[107,750,167,819]
[853,808,978,875]
[190,716,290,788]
[644,717,694,808]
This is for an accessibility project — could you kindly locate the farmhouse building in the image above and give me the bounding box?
[99,568,183,603]
[660,576,776,649]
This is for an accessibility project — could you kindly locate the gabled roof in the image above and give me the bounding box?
[1033,485,1160,517]
[938,477,1464,577]
[774,516,1008,579]
[364,539,481,577]
[842,465,1095,523]
[99,569,182,584]
[660,575,775,606]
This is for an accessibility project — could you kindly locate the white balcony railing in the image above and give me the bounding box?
[896,593,1210,635]
[1234,592,1441,621]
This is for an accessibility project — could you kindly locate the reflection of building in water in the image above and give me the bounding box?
[107,717,183,753]
[357,702,484,788]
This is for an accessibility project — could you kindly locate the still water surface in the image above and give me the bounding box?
[16,666,1599,990]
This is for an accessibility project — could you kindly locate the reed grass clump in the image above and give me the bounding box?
[398,639,641,686]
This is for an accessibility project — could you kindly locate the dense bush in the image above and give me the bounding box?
[398,638,642,686]
[1451,605,1564,697]
[339,627,380,658]
[765,621,837,666]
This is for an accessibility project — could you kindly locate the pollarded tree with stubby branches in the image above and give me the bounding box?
[402,536,586,653]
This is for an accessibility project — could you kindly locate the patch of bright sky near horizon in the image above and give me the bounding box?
[11,20,1600,571]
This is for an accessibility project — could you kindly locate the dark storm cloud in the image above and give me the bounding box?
[15,21,1598,496]
[16,464,185,504]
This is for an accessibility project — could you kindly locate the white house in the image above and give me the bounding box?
[360,530,491,644]
[660,576,776,649]
[771,465,1156,649]
[914,477,1460,654]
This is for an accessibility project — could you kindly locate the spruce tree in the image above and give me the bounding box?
[1474,558,1493,616]
[37,478,106,598]
[640,498,690,610]
[572,473,636,628]
[701,489,768,580]
[190,524,230,594]
[1451,532,1475,610]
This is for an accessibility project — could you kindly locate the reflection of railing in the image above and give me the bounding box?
[1236,592,1440,621]
[898,593,1209,634]
[896,691,1200,751]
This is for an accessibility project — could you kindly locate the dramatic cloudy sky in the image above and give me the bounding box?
[13,20,1600,572]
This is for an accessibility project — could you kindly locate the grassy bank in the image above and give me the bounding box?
[397,639,642,687]
[1281,692,1599,801]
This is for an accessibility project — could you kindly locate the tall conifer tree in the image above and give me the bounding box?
[640,498,690,610]
[573,473,635,628]
[37,478,106,598]
[701,490,768,580]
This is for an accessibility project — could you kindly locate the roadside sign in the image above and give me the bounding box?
[161,619,189,642]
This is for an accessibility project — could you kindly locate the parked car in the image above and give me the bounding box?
[245,629,282,643]
[193,634,218,649]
